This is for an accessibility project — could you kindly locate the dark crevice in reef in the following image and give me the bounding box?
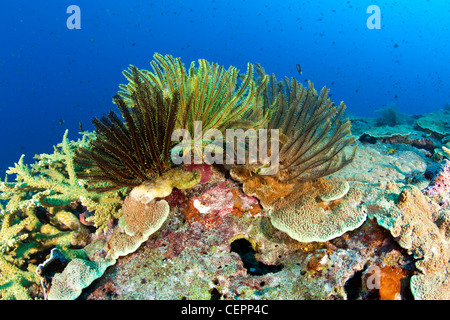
[358,133,377,144]
[210,288,222,300]
[344,268,366,300]
[230,238,284,276]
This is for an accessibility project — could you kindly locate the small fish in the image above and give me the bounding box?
[296,64,302,75]
[78,120,83,131]
[58,118,65,125]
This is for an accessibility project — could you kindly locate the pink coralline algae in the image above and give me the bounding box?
[164,188,186,209]
[424,160,450,207]
[184,163,213,184]
[181,181,262,228]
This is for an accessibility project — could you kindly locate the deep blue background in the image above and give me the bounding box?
[1,0,449,175]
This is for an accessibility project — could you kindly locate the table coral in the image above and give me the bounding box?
[416,108,450,137]
[270,179,366,242]
[231,164,366,243]
[331,144,428,186]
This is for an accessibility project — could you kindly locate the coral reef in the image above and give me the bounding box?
[79,178,412,300]
[4,53,450,301]
[416,108,450,137]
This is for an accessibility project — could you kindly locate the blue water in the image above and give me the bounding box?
[1,0,449,175]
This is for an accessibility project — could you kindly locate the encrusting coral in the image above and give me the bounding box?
[47,257,115,300]
[230,168,295,208]
[106,168,200,260]
[423,159,450,208]
[366,183,450,299]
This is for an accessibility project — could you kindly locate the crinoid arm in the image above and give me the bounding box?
[268,79,356,182]
[75,67,181,190]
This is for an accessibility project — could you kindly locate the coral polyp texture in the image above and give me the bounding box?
[270,179,366,242]
[2,53,450,300]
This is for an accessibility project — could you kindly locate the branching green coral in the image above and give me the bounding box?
[0,254,39,300]
[0,130,127,299]
[0,130,124,232]
[0,206,90,268]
